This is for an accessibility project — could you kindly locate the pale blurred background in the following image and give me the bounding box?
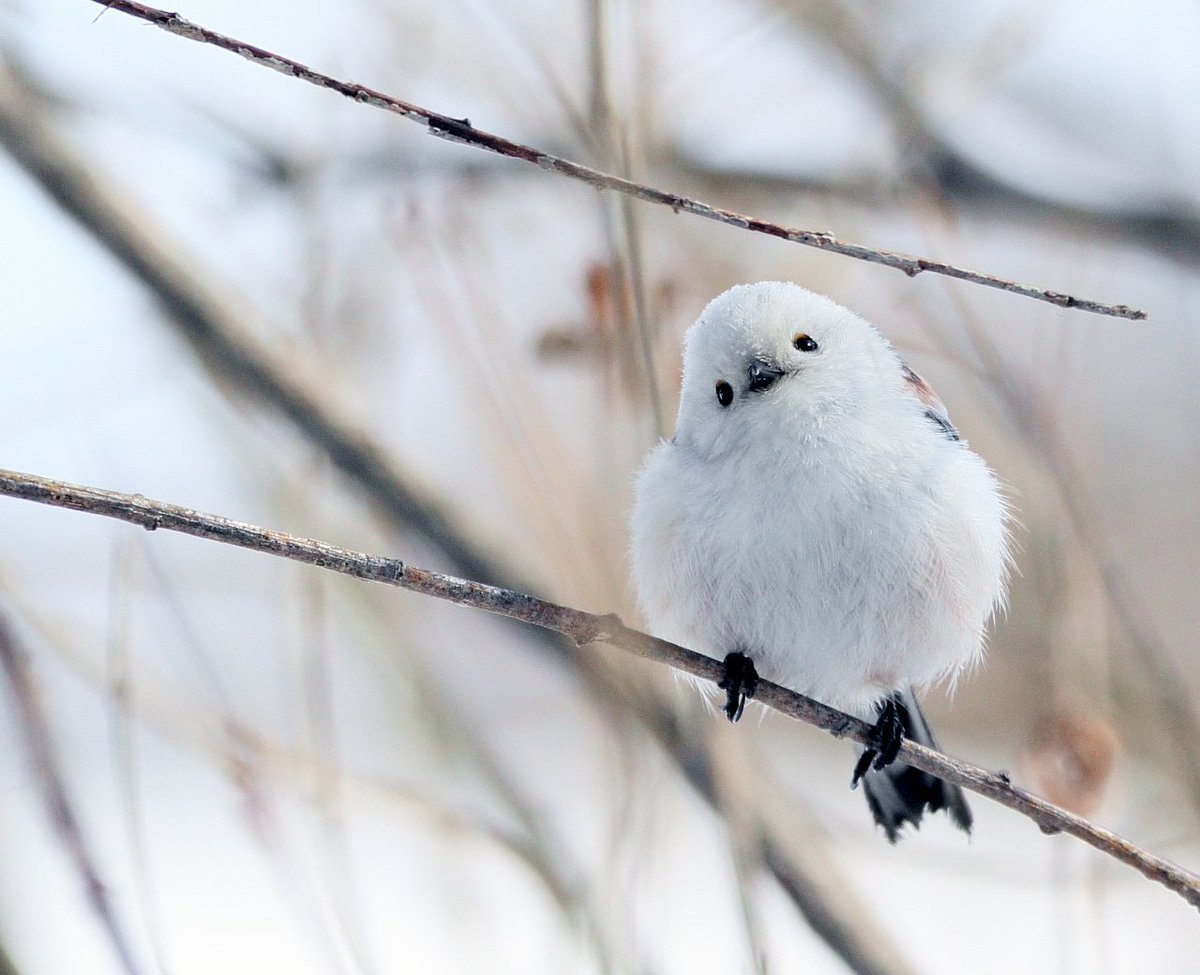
[1,1,1198,972]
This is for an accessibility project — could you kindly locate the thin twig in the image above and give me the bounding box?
[85,0,1145,320]
[586,0,667,439]
[0,605,147,975]
[2,468,1197,911]
[666,152,1200,272]
[105,541,175,975]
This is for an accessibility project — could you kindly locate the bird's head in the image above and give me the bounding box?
[673,281,901,456]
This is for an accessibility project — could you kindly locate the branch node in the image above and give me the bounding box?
[561,612,623,647]
[588,612,625,645]
[428,115,475,141]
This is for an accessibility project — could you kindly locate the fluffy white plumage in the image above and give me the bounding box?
[631,282,1010,719]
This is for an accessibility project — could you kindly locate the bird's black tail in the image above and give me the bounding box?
[860,688,972,842]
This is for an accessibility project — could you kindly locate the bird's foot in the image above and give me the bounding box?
[719,651,759,723]
[851,695,906,787]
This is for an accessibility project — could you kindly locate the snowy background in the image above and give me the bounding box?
[1,0,1198,972]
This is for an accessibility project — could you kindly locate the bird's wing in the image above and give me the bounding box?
[901,362,960,442]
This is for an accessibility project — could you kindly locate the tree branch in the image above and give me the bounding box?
[85,0,1145,320]
[0,58,913,974]
[2,467,1197,910]
[0,56,509,590]
[0,606,146,975]
[665,152,1200,272]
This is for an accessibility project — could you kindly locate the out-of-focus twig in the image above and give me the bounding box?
[0,607,146,975]
[666,153,1200,271]
[0,942,21,975]
[0,53,506,588]
[2,468,1199,911]
[932,282,1200,820]
[767,0,1200,267]
[586,0,667,439]
[84,0,1146,320]
[0,58,908,975]
[105,542,175,975]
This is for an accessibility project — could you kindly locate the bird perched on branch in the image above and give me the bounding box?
[630,282,1009,840]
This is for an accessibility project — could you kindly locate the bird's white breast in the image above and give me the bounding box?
[631,405,1006,716]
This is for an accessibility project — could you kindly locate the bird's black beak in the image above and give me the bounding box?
[746,358,786,393]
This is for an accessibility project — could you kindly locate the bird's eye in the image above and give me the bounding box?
[715,380,733,407]
[793,333,819,352]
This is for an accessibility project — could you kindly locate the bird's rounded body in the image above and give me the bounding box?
[631,282,1009,719]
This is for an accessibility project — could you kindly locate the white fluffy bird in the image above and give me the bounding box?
[630,282,1010,839]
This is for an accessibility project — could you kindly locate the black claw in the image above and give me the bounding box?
[850,748,874,789]
[719,651,759,723]
[874,700,905,769]
[851,695,908,787]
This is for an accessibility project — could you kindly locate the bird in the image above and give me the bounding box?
[630,281,1010,840]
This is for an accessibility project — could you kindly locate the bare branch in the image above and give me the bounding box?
[0,606,146,975]
[0,59,913,974]
[666,148,1200,272]
[2,467,1197,910]
[0,58,509,589]
[84,0,1145,320]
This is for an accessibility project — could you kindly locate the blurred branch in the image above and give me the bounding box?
[0,56,909,975]
[0,607,146,975]
[707,727,920,975]
[667,153,1200,271]
[0,56,506,589]
[629,683,919,975]
[1095,559,1200,815]
[0,943,21,975]
[11,558,634,975]
[586,0,667,439]
[105,542,176,975]
[767,0,1200,268]
[929,282,1200,820]
[85,0,1145,320]
[3,468,1199,912]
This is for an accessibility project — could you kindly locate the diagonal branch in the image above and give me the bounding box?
[85,0,1145,320]
[0,607,146,975]
[0,57,505,588]
[2,467,1197,911]
[0,58,912,975]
